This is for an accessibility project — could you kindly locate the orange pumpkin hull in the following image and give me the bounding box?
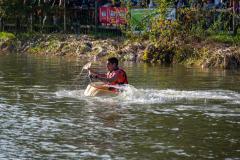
[84,82,119,97]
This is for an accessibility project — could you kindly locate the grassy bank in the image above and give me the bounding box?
[0,31,239,69]
[206,33,240,45]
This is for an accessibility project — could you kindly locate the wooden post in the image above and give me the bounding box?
[64,0,66,32]
[232,0,235,35]
[30,6,33,32]
[175,1,178,21]
[30,13,33,32]
[232,0,238,35]
[0,18,2,31]
[95,0,98,33]
[1,18,4,32]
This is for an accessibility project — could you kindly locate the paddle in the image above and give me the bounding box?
[71,62,92,89]
[82,62,92,82]
[82,62,92,70]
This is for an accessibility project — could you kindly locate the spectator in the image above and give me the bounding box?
[214,0,221,6]
[89,0,95,7]
[102,0,112,7]
[131,0,138,6]
[148,0,155,8]
[190,0,197,8]
[177,0,187,8]
[82,0,88,8]
[203,0,215,10]
[113,0,121,7]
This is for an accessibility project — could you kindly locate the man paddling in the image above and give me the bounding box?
[88,57,128,85]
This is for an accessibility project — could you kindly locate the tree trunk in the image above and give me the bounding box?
[232,0,238,35]
[30,14,33,32]
[63,0,66,32]
[95,0,98,32]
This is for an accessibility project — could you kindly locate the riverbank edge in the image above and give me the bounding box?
[0,32,239,69]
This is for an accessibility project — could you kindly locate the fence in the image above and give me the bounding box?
[0,4,238,36]
[0,6,125,36]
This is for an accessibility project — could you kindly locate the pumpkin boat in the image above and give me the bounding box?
[84,82,119,97]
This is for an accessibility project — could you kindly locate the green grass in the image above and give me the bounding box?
[16,32,40,40]
[207,32,240,45]
[0,32,16,40]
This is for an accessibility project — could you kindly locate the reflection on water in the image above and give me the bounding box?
[0,54,240,159]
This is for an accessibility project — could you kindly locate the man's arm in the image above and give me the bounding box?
[96,74,118,83]
[88,68,106,78]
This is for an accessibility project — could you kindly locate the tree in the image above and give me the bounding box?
[232,0,239,35]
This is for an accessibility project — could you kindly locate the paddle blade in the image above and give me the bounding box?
[83,62,92,70]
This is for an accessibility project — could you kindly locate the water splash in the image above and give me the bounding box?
[71,62,92,88]
[55,85,240,105]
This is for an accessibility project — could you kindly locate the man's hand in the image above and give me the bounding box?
[89,73,98,79]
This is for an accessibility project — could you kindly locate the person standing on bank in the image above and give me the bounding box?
[88,57,128,85]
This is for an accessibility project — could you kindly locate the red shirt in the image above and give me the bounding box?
[106,68,128,85]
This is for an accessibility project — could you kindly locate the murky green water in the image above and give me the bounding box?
[0,54,240,159]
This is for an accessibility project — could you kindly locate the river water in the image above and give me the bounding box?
[0,54,240,159]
